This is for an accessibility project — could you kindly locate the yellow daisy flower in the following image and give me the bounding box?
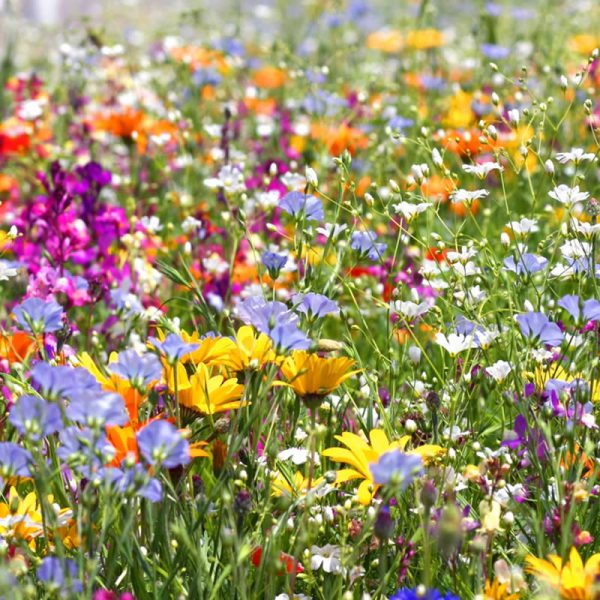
[322,429,445,505]
[526,547,600,600]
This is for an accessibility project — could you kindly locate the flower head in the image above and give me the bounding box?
[109,350,163,389]
[516,312,563,346]
[14,297,64,333]
[148,333,199,365]
[292,293,339,319]
[9,394,63,440]
[350,231,387,261]
[370,450,423,488]
[136,420,190,469]
[280,191,324,221]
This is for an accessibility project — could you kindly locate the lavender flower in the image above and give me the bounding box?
[280,191,324,221]
[9,395,63,440]
[109,350,163,388]
[148,333,199,365]
[109,465,163,502]
[370,450,423,488]
[137,420,190,468]
[350,231,387,261]
[292,293,339,318]
[516,312,563,346]
[390,587,459,600]
[13,297,64,333]
[58,427,115,476]
[269,322,311,351]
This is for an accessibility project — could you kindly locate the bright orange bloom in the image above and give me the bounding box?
[0,332,37,363]
[252,66,287,89]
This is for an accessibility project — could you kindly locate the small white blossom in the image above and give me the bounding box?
[555,148,595,164]
[548,185,589,207]
[486,360,513,382]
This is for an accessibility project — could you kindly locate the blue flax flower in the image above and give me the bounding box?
[31,363,100,401]
[261,251,288,278]
[9,395,63,440]
[66,390,129,427]
[503,253,548,276]
[516,312,563,346]
[350,231,387,261]
[292,292,339,318]
[109,465,163,502]
[280,191,324,222]
[137,420,190,469]
[390,587,460,600]
[13,297,64,333]
[558,294,600,322]
[109,350,162,388]
[370,450,423,488]
[148,333,199,365]
[58,427,115,477]
[0,442,33,479]
[37,557,82,593]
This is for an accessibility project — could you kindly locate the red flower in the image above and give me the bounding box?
[251,547,303,575]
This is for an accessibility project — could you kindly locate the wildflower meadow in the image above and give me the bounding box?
[1,0,600,598]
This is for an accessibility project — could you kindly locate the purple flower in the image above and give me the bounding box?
[13,297,64,333]
[66,390,129,427]
[109,350,163,388]
[9,394,63,440]
[269,322,311,351]
[148,333,199,365]
[31,363,101,401]
[292,293,339,318]
[137,420,190,469]
[370,450,423,488]
[38,557,82,593]
[516,312,563,346]
[480,43,510,60]
[0,443,33,478]
[503,253,548,276]
[261,251,288,277]
[350,231,387,261]
[558,294,600,322]
[280,191,324,221]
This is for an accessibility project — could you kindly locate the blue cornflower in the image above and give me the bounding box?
[390,587,460,600]
[109,350,163,388]
[350,231,387,261]
[13,297,64,333]
[516,312,564,346]
[9,395,63,440]
[137,420,190,469]
[66,390,128,427]
[148,333,199,365]
[31,363,101,401]
[280,191,324,222]
[37,557,82,593]
[58,427,115,476]
[292,292,339,318]
[558,294,600,322]
[370,450,423,488]
[503,253,548,276]
[108,465,163,502]
[261,251,288,278]
[0,442,33,479]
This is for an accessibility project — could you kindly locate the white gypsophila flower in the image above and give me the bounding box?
[450,261,480,277]
[17,99,44,121]
[462,162,503,179]
[280,171,306,190]
[486,360,513,382]
[139,215,163,233]
[182,216,204,234]
[202,253,229,275]
[435,333,476,356]
[203,164,246,193]
[0,261,19,281]
[450,189,489,204]
[555,147,595,164]
[256,190,280,210]
[548,184,589,207]
[506,218,538,236]
[454,285,487,306]
[507,108,520,127]
[305,166,318,187]
[560,239,591,259]
[474,327,499,349]
[446,247,478,263]
[392,201,432,221]
[432,147,443,167]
